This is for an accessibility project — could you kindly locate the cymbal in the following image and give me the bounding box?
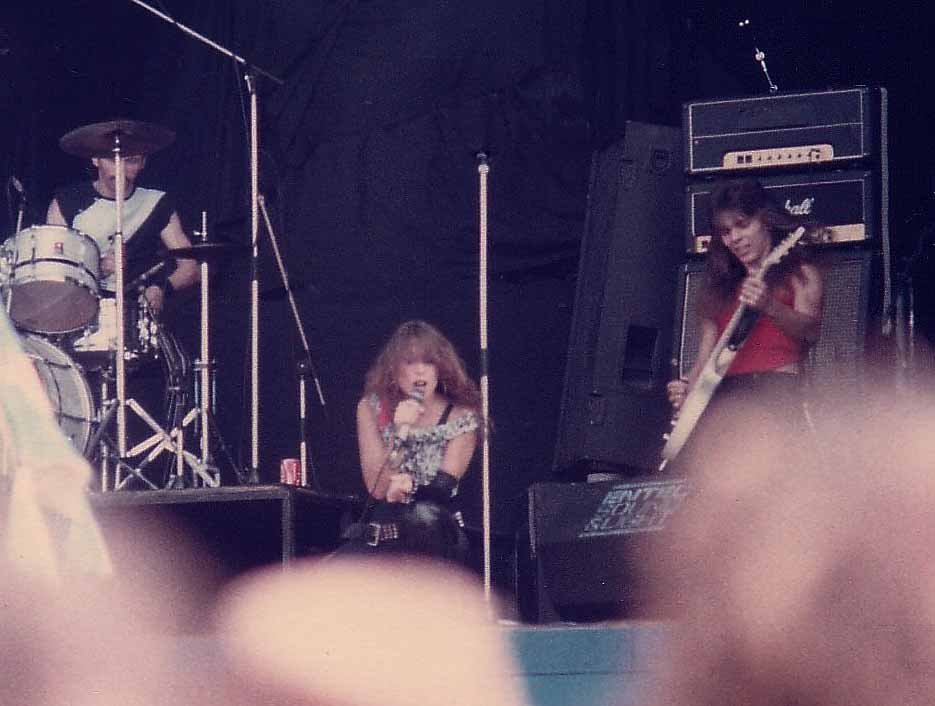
[59,120,176,158]
[166,242,249,262]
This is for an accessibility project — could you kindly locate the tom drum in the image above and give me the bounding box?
[2,225,100,334]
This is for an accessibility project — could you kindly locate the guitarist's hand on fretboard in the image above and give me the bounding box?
[738,274,772,312]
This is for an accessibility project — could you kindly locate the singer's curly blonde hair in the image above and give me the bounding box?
[364,320,481,414]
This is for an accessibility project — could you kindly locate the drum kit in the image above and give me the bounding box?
[3,120,241,491]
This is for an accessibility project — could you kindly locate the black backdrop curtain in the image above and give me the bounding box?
[2,0,718,532]
[120,0,693,532]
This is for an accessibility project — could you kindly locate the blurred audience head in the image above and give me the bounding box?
[643,372,935,706]
[219,557,524,706]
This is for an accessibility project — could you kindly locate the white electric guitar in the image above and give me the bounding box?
[659,226,807,470]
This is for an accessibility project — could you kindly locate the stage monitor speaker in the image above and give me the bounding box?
[553,121,684,477]
[518,477,690,623]
[673,248,881,386]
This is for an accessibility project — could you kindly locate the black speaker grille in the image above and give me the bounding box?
[675,250,876,382]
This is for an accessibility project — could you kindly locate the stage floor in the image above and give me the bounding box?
[155,621,669,706]
[86,484,666,705]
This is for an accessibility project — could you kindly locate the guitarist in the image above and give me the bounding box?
[666,178,823,467]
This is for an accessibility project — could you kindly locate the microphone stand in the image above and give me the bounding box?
[476,153,492,603]
[127,0,283,485]
[737,18,779,93]
[258,195,326,490]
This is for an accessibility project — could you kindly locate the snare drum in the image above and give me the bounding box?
[2,225,100,334]
[69,295,158,370]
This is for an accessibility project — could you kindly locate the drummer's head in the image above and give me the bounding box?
[91,154,147,197]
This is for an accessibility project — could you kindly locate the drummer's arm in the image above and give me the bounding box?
[160,212,199,292]
[46,199,67,226]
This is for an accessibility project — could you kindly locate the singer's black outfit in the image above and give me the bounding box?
[334,395,479,563]
[54,182,175,292]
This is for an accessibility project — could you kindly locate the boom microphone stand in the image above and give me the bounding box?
[128,0,283,484]
[258,195,326,489]
[737,18,778,92]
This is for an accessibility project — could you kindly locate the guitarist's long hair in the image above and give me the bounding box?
[701,178,823,319]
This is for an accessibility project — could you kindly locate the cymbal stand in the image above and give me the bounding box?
[109,136,159,491]
[258,195,326,489]
[163,211,220,489]
[195,211,220,486]
[99,136,192,490]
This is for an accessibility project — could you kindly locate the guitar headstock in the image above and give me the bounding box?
[761,226,806,271]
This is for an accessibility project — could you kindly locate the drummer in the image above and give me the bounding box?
[46,150,198,314]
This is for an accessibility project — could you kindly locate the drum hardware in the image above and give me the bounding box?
[161,213,228,490]
[89,381,118,492]
[59,120,175,490]
[120,396,199,490]
[85,326,191,491]
[104,218,244,490]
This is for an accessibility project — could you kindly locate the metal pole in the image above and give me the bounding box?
[247,75,261,484]
[113,138,128,461]
[477,153,492,601]
[199,211,212,475]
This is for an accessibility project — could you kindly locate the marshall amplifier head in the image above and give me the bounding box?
[685,170,878,254]
[683,87,887,175]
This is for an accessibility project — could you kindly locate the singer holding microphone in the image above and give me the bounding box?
[338,320,481,562]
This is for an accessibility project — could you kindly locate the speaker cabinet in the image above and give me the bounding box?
[518,477,689,623]
[553,122,684,476]
[673,248,880,385]
[686,170,879,254]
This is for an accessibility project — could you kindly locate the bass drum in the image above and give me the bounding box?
[20,334,95,456]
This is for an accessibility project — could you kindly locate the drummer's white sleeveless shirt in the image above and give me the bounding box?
[71,187,164,291]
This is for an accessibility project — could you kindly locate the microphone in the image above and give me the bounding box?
[127,260,166,290]
[396,386,426,442]
[10,176,25,233]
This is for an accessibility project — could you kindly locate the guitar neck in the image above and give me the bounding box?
[705,302,751,376]
[707,263,769,371]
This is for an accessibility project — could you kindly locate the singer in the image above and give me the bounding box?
[665,178,823,472]
[341,320,481,561]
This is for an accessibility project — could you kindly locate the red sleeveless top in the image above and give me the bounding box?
[714,286,803,376]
